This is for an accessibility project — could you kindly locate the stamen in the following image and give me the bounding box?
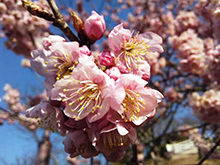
[65,81,102,116]
[119,31,149,70]
[122,89,146,122]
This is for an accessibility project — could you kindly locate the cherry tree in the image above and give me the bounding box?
[0,0,219,164]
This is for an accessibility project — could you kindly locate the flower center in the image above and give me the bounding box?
[121,89,146,122]
[63,80,101,120]
[118,32,149,70]
[101,130,129,149]
[45,54,78,80]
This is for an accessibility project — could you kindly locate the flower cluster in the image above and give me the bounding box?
[190,89,220,124]
[3,84,26,113]
[206,45,220,83]
[26,11,163,162]
[169,29,207,75]
[0,0,50,57]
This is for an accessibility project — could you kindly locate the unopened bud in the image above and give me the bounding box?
[84,11,106,43]
[70,11,84,33]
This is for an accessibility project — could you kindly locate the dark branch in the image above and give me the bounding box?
[197,138,220,165]
[46,0,80,42]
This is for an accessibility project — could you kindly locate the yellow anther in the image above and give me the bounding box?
[69,102,73,106]
[45,69,48,72]
[75,61,78,64]
[63,89,67,92]
[76,116,80,120]
[96,105,100,109]
[45,61,48,64]
[53,56,57,59]
[141,101,146,105]
[62,99,66,102]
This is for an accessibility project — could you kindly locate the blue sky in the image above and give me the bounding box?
[0,41,43,164]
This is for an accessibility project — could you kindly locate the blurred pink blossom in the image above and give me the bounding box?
[190,89,220,124]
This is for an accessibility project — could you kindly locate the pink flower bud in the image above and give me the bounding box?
[79,45,92,56]
[98,51,115,66]
[105,67,121,81]
[84,11,106,43]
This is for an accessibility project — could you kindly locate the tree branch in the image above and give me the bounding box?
[46,0,80,42]
[22,0,80,42]
[36,130,51,165]
[197,138,220,165]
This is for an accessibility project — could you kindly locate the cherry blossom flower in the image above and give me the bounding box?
[51,57,125,123]
[26,102,61,132]
[31,36,80,81]
[190,89,220,124]
[108,23,163,75]
[3,84,26,113]
[119,74,163,125]
[63,130,98,158]
[88,110,137,162]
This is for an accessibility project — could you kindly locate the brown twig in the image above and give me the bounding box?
[0,106,38,125]
[46,0,80,42]
[22,0,79,42]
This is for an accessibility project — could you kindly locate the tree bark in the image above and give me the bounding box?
[36,130,51,165]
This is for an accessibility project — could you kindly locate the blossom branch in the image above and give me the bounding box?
[0,106,38,126]
[46,0,80,42]
[21,0,55,21]
[21,0,79,42]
